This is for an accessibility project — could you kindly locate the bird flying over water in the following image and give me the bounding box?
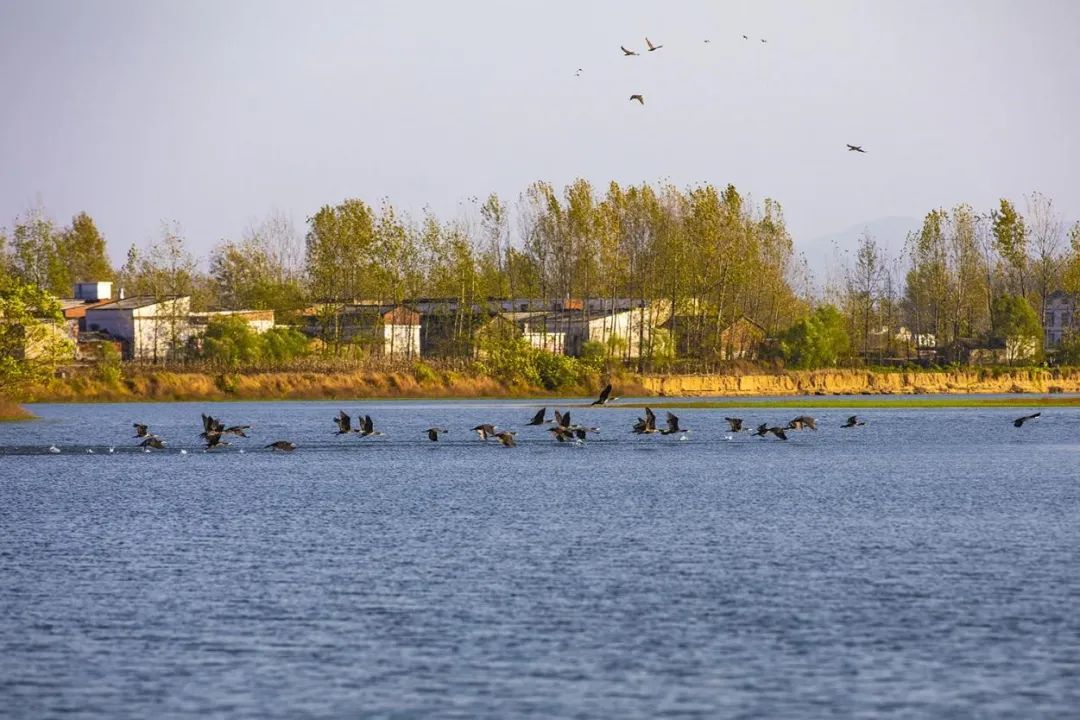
[426,427,448,442]
[841,415,866,428]
[265,440,296,452]
[847,144,866,153]
[660,412,684,435]
[725,417,744,432]
[495,431,517,447]
[645,37,662,51]
[527,408,548,426]
[333,410,353,435]
[139,436,165,449]
[633,407,658,434]
[357,415,382,437]
[629,94,645,105]
[1013,412,1041,427]
[768,427,788,440]
[621,45,639,56]
[472,423,497,440]
[787,415,817,431]
[591,383,617,405]
[205,433,229,449]
[133,423,150,438]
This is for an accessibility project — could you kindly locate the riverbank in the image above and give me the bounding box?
[12,367,1080,405]
[15,368,648,403]
[642,368,1080,397]
[0,399,35,420]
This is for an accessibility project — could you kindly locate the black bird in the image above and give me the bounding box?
[725,417,744,432]
[645,37,663,51]
[548,426,577,443]
[1014,412,1041,427]
[768,426,788,440]
[494,431,517,447]
[752,423,770,437]
[472,423,497,440]
[139,436,165,450]
[224,424,251,437]
[760,38,767,43]
[575,68,583,76]
[621,45,639,56]
[527,408,548,426]
[333,410,353,435]
[591,383,617,405]
[357,415,382,437]
[200,413,225,439]
[133,423,150,438]
[660,412,684,435]
[787,415,817,431]
[847,144,866,153]
[426,427,448,442]
[742,34,748,40]
[557,410,571,428]
[841,415,866,428]
[633,407,658,434]
[205,433,229,449]
[265,440,296,452]
[629,94,644,105]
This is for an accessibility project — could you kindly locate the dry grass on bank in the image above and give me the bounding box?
[0,398,35,420]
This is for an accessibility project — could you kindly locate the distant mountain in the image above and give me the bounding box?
[799,216,921,290]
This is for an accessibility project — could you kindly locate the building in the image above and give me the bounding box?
[663,314,767,360]
[302,304,421,357]
[188,310,276,334]
[84,296,192,361]
[1044,291,1075,348]
[544,300,670,358]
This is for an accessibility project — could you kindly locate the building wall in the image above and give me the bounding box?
[1044,294,1075,347]
[86,298,192,361]
[382,323,421,357]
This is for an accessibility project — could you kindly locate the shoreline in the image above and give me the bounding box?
[8,367,1080,409]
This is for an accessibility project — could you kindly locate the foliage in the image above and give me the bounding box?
[779,305,851,369]
[990,294,1043,363]
[579,340,607,371]
[0,270,72,392]
[96,342,123,384]
[199,317,309,368]
[1053,331,1080,366]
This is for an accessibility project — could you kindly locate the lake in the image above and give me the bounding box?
[2,399,1078,718]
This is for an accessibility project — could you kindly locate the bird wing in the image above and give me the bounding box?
[598,384,611,404]
[562,411,571,428]
[772,428,788,440]
[554,410,564,426]
[644,407,656,429]
[530,408,546,424]
[621,45,634,55]
[666,412,679,432]
[646,37,655,49]
[363,415,374,434]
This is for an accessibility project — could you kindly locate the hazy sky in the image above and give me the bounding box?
[2,0,1078,269]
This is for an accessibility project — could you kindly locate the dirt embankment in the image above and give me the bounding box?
[16,369,651,403]
[0,399,36,420]
[641,369,1080,396]
[12,367,1078,405]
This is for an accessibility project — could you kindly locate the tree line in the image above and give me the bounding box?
[3,182,1079,371]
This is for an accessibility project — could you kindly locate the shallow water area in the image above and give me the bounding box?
[2,399,1079,718]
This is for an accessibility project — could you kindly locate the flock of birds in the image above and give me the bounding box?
[38,386,1045,455]
[599,34,868,154]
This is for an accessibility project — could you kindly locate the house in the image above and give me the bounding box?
[544,299,671,358]
[502,311,566,354]
[301,304,420,357]
[1044,291,1075,348]
[84,296,192,361]
[188,310,276,334]
[663,314,767,360]
[53,281,116,350]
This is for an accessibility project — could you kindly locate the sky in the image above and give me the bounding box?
[2,0,1078,276]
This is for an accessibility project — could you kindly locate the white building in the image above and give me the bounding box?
[1044,291,1075,348]
[84,296,192,361]
[188,310,276,334]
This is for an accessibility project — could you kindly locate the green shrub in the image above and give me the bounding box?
[97,342,123,384]
[412,361,440,384]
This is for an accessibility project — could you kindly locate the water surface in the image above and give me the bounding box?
[2,400,1078,718]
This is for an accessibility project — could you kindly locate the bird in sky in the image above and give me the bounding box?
[645,37,663,51]
[621,45,639,56]
[742,34,748,40]
[1013,412,1041,427]
[575,68,583,76]
[630,94,645,105]
[760,38,767,43]
[847,144,867,153]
